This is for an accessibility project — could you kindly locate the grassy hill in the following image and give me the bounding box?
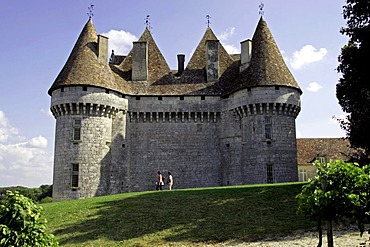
[42,182,314,246]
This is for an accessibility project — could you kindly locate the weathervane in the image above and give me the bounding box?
[259,1,264,16]
[206,15,211,27]
[87,3,94,19]
[145,15,152,32]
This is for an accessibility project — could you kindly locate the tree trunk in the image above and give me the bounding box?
[317,219,322,247]
[326,219,334,247]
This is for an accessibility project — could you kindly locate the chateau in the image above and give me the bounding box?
[49,16,302,201]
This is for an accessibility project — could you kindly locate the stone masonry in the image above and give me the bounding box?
[49,16,301,201]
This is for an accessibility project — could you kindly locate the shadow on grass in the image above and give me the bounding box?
[52,183,313,246]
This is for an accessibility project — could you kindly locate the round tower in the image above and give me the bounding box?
[223,17,301,184]
[48,19,127,201]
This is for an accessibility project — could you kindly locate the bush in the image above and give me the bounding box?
[0,191,58,246]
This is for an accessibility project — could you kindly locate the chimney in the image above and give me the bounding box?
[240,39,252,72]
[177,54,185,76]
[206,40,219,82]
[97,35,109,63]
[132,41,148,81]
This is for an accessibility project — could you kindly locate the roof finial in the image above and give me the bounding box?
[87,3,94,19]
[145,15,152,32]
[259,1,265,16]
[206,15,211,28]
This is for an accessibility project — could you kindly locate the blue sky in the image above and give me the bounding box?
[0,1,348,187]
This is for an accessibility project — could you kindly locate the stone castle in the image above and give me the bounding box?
[49,16,302,201]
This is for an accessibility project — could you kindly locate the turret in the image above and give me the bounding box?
[49,19,127,201]
[221,17,301,185]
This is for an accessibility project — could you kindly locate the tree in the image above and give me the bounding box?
[336,0,370,165]
[297,160,370,247]
[0,190,58,246]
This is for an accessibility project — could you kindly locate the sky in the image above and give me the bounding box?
[0,0,349,188]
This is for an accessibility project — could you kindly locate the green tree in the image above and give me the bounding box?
[336,0,370,165]
[0,191,58,247]
[297,160,370,247]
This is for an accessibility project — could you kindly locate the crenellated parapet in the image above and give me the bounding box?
[50,103,125,119]
[232,102,300,119]
[128,111,221,123]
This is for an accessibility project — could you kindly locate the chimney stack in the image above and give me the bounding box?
[177,54,185,76]
[97,35,109,63]
[240,39,252,72]
[206,40,219,82]
[132,41,148,81]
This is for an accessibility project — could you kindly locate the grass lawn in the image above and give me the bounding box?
[42,182,314,246]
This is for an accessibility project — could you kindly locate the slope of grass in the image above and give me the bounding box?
[42,182,314,246]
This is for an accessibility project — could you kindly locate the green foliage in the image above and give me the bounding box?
[0,185,53,204]
[297,160,370,238]
[336,0,370,164]
[0,191,58,247]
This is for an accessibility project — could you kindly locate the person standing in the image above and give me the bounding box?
[156,171,164,190]
[167,172,173,190]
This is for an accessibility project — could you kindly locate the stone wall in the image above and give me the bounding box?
[122,95,222,191]
[51,85,301,200]
[51,86,127,201]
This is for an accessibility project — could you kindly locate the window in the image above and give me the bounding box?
[136,96,141,100]
[180,96,184,100]
[83,86,87,91]
[267,164,273,183]
[71,164,79,188]
[73,118,81,141]
[158,96,162,100]
[264,116,272,140]
[105,89,110,94]
[201,96,205,100]
[299,169,307,182]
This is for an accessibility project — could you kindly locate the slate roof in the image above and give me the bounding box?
[297,138,353,165]
[48,19,121,95]
[233,17,301,94]
[49,17,301,96]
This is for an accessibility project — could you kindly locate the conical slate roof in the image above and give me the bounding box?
[235,17,301,93]
[48,19,119,95]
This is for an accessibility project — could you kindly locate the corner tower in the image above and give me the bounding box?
[48,19,127,201]
[222,17,302,184]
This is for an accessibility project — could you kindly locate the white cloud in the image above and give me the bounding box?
[29,136,48,148]
[223,44,239,54]
[0,109,53,187]
[102,29,138,56]
[219,27,236,41]
[41,108,53,118]
[290,45,327,69]
[0,110,18,143]
[306,82,323,92]
[218,27,240,55]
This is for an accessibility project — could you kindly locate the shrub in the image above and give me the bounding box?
[0,190,58,246]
